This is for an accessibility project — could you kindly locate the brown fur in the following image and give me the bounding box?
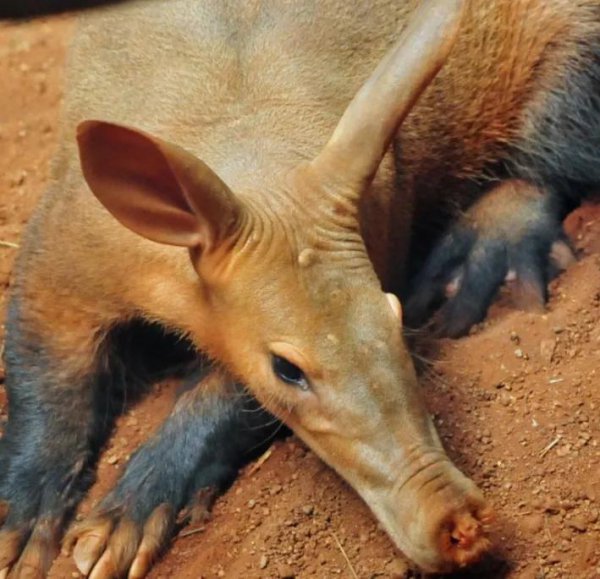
[18,0,600,309]
[3,0,600,576]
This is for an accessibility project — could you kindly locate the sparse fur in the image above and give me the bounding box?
[2,0,600,577]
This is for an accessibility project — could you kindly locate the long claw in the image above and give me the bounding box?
[88,549,119,579]
[88,520,140,579]
[128,504,174,579]
[128,549,151,579]
[8,561,45,579]
[8,520,60,579]
[71,519,114,577]
[0,530,25,570]
[550,239,577,270]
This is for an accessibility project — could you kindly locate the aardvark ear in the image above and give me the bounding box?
[77,120,244,251]
[313,0,464,193]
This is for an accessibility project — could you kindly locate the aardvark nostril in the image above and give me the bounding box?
[450,512,479,548]
[386,452,493,572]
[438,504,495,568]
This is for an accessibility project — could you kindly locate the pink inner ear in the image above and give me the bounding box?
[77,121,204,247]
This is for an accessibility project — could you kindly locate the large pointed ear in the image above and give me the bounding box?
[77,120,244,249]
[313,0,464,193]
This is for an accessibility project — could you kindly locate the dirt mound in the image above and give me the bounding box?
[0,14,598,579]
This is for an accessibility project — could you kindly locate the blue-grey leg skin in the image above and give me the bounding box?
[64,366,286,578]
[98,366,284,526]
[0,310,205,576]
[405,191,572,338]
[404,227,477,331]
[0,303,128,574]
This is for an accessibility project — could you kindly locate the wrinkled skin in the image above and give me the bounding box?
[71,126,494,574]
[9,0,600,575]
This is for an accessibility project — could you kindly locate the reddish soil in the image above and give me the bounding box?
[1,13,599,579]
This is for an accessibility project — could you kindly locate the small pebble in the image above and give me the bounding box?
[566,517,587,532]
[522,514,544,534]
[540,339,556,363]
[499,392,512,407]
[302,504,314,516]
[387,557,410,576]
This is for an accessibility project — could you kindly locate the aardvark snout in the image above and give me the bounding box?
[374,453,494,573]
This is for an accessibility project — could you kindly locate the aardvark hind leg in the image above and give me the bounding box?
[406,179,575,337]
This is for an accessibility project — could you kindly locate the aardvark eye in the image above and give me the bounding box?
[271,354,309,390]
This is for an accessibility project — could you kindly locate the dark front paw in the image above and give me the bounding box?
[64,369,282,578]
[0,452,90,579]
[405,180,576,337]
[64,501,178,579]
[0,490,74,579]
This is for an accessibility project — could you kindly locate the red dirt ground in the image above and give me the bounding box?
[0,13,599,579]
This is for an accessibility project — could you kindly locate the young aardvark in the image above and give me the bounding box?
[1,0,599,576]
